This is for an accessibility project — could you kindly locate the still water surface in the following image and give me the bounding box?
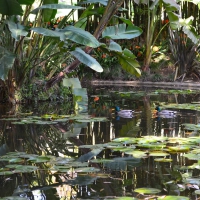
[0,86,200,199]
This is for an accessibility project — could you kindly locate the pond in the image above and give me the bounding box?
[1,86,200,200]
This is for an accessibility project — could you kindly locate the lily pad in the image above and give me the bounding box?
[149,152,169,157]
[0,197,28,200]
[154,158,173,162]
[0,171,14,175]
[134,187,161,194]
[74,167,100,173]
[168,146,190,152]
[157,196,189,200]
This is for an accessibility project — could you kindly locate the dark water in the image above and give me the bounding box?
[0,86,200,199]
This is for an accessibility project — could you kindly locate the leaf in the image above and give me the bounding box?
[42,0,58,22]
[6,20,28,41]
[63,77,82,88]
[17,0,34,4]
[0,197,27,200]
[63,26,100,48]
[78,149,103,162]
[157,196,189,200]
[0,47,15,81]
[31,27,63,38]
[163,0,180,10]
[167,12,180,30]
[74,167,100,173]
[102,24,142,40]
[0,0,23,15]
[117,50,141,77]
[149,152,169,157]
[80,0,108,6]
[71,48,103,72]
[182,25,199,44]
[134,187,161,194]
[109,40,122,52]
[31,3,84,14]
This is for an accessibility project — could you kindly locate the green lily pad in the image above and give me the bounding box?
[157,196,189,200]
[90,159,114,163]
[0,197,28,200]
[74,167,100,173]
[134,187,161,194]
[108,198,138,200]
[195,190,200,195]
[28,156,52,163]
[5,165,39,173]
[124,150,147,158]
[0,171,14,175]
[112,137,138,143]
[168,146,190,152]
[149,152,169,157]
[154,158,173,162]
[183,153,200,160]
[137,143,166,149]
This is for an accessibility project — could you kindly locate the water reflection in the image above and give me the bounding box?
[0,87,200,199]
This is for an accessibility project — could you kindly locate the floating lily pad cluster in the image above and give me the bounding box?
[0,113,108,125]
[0,151,100,175]
[110,89,199,100]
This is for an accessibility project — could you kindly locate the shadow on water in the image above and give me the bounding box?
[0,86,200,199]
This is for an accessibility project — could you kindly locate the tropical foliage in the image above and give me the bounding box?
[0,0,142,104]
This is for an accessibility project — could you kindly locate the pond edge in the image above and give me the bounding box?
[89,80,200,89]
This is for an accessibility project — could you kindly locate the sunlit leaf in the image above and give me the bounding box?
[168,146,190,152]
[134,187,161,194]
[149,152,169,157]
[71,48,103,72]
[63,26,100,47]
[124,150,147,158]
[157,196,189,200]
[0,47,15,81]
[74,167,100,173]
[102,24,142,39]
[154,158,173,162]
[0,171,14,175]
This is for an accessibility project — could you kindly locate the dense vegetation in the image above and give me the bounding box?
[0,0,200,103]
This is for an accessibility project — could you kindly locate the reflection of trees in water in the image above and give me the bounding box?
[0,120,79,198]
[140,95,153,136]
[1,92,200,199]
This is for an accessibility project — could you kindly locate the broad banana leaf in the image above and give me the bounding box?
[31,27,64,39]
[117,49,141,77]
[180,17,199,44]
[6,20,28,41]
[102,23,142,40]
[109,40,122,52]
[0,0,23,15]
[100,45,140,77]
[31,3,84,14]
[31,26,100,47]
[71,48,103,72]
[0,47,15,81]
[63,26,100,48]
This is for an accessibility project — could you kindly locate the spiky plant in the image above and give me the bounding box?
[169,29,200,82]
